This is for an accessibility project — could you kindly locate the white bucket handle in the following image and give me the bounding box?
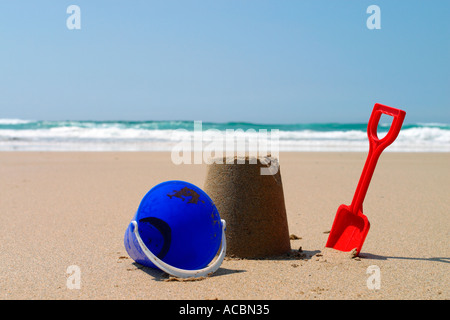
[131,219,227,278]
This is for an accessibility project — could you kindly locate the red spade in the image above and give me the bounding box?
[325,103,406,255]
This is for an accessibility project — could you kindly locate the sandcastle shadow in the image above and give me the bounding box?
[233,249,321,262]
[359,253,450,264]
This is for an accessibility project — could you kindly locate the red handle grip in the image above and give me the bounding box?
[368,103,406,150]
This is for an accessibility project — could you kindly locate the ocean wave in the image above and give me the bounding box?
[0,118,35,125]
[0,120,449,151]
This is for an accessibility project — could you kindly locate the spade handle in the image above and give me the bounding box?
[350,104,406,213]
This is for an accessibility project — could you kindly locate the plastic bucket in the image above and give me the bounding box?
[124,180,226,278]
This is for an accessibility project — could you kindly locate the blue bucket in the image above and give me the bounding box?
[124,180,226,278]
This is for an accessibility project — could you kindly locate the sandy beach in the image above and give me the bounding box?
[0,151,448,300]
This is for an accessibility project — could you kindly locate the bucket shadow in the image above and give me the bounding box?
[359,253,450,264]
[131,262,246,281]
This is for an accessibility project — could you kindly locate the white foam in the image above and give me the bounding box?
[0,118,34,124]
[0,125,449,152]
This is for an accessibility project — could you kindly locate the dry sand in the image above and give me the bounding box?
[0,152,448,300]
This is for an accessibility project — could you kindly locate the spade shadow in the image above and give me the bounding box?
[359,253,450,264]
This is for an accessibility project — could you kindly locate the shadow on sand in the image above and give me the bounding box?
[131,262,246,281]
[359,253,450,264]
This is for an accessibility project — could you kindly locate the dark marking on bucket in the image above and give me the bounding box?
[139,217,172,260]
[167,187,205,204]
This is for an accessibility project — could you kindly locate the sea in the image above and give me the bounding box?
[0,119,449,152]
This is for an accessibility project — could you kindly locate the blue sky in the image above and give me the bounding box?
[0,0,448,123]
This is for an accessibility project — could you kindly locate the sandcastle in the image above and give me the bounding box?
[204,155,291,258]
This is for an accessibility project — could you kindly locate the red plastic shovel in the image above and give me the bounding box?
[325,103,406,255]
